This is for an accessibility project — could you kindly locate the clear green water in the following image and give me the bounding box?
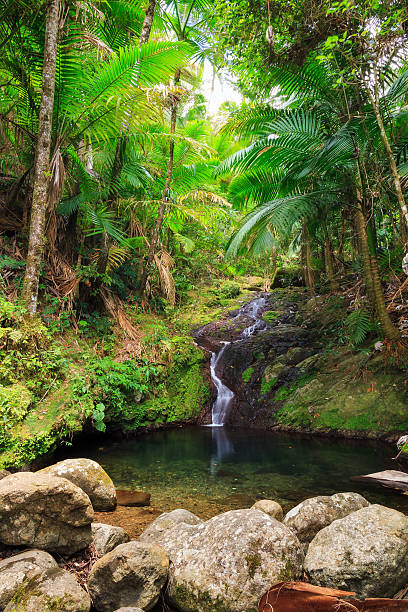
[62,426,408,517]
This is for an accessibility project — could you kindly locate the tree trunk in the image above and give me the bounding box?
[302,226,315,295]
[21,0,60,315]
[365,70,408,238]
[355,199,400,340]
[325,238,338,292]
[139,70,180,296]
[140,0,157,44]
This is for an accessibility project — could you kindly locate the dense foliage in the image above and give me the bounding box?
[0,0,408,464]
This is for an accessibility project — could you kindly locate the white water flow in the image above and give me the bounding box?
[210,343,234,426]
[210,296,267,426]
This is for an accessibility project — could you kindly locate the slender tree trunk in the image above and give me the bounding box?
[365,70,408,237]
[139,70,180,295]
[355,198,400,340]
[21,0,60,315]
[302,226,315,295]
[140,0,157,44]
[325,238,338,292]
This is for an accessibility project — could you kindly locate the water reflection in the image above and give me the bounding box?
[57,427,408,516]
[210,425,234,474]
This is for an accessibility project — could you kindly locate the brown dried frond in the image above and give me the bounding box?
[100,288,141,354]
[48,145,66,210]
[154,250,176,306]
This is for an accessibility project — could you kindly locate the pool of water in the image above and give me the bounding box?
[60,427,408,517]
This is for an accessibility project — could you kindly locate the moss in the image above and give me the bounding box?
[242,366,254,383]
[275,352,408,433]
[172,584,233,612]
[245,553,262,579]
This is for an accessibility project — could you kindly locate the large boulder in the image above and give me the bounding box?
[139,509,203,545]
[0,470,11,480]
[0,472,93,554]
[0,550,58,609]
[283,492,369,543]
[88,541,169,612]
[251,499,283,521]
[157,508,303,612]
[92,523,129,556]
[304,504,408,597]
[5,567,91,611]
[39,458,116,511]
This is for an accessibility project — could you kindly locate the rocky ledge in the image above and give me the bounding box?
[1,459,408,611]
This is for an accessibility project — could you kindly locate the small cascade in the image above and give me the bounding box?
[210,343,234,426]
[240,297,267,338]
[208,295,268,426]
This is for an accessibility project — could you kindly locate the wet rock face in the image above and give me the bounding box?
[5,567,91,612]
[88,541,169,612]
[283,492,369,544]
[194,290,317,427]
[0,472,93,554]
[142,508,303,612]
[39,458,116,511]
[304,504,408,597]
[0,550,58,609]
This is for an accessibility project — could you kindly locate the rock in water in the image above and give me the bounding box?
[88,541,169,612]
[0,550,58,609]
[157,508,303,612]
[116,490,150,507]
[304,504,408,597]
[92,522,129,556]
[0,472,93,554]
[139,508,203,545]
[39,458,116,511]
[251,499,283,521]
[283,492,369,543]
[5,567,91,611]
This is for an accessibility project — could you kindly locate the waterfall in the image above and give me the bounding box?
[210,343,234,426]
[209,296,267,426]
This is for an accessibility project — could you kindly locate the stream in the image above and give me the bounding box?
[60,295,408,517]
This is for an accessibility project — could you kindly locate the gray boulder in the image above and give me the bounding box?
[0,550,58,609]
[39,458,116,511]
[251,499,283,521]
[161,508,303,612]
[88,541,169,612]
[92,522,130,556]
[5,567,91,611]
[283,492,369,543]
[304,504,408,597]
[138,508,203,545]
[0,472,93,554]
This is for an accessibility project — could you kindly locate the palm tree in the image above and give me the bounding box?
[218,59,407,341]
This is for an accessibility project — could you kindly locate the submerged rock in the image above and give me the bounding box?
[304,504,408,597]
[158,508,303,612]
[251,499,283,521]
[116,490,150,507]
[92,523,129,556]
[139,508,203,545]
[0,550,58,609]
[39,458,116,511]
[0,472,93,554]
[88,541,169,612]
[283,492,369,543]
[5,567,91,611]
